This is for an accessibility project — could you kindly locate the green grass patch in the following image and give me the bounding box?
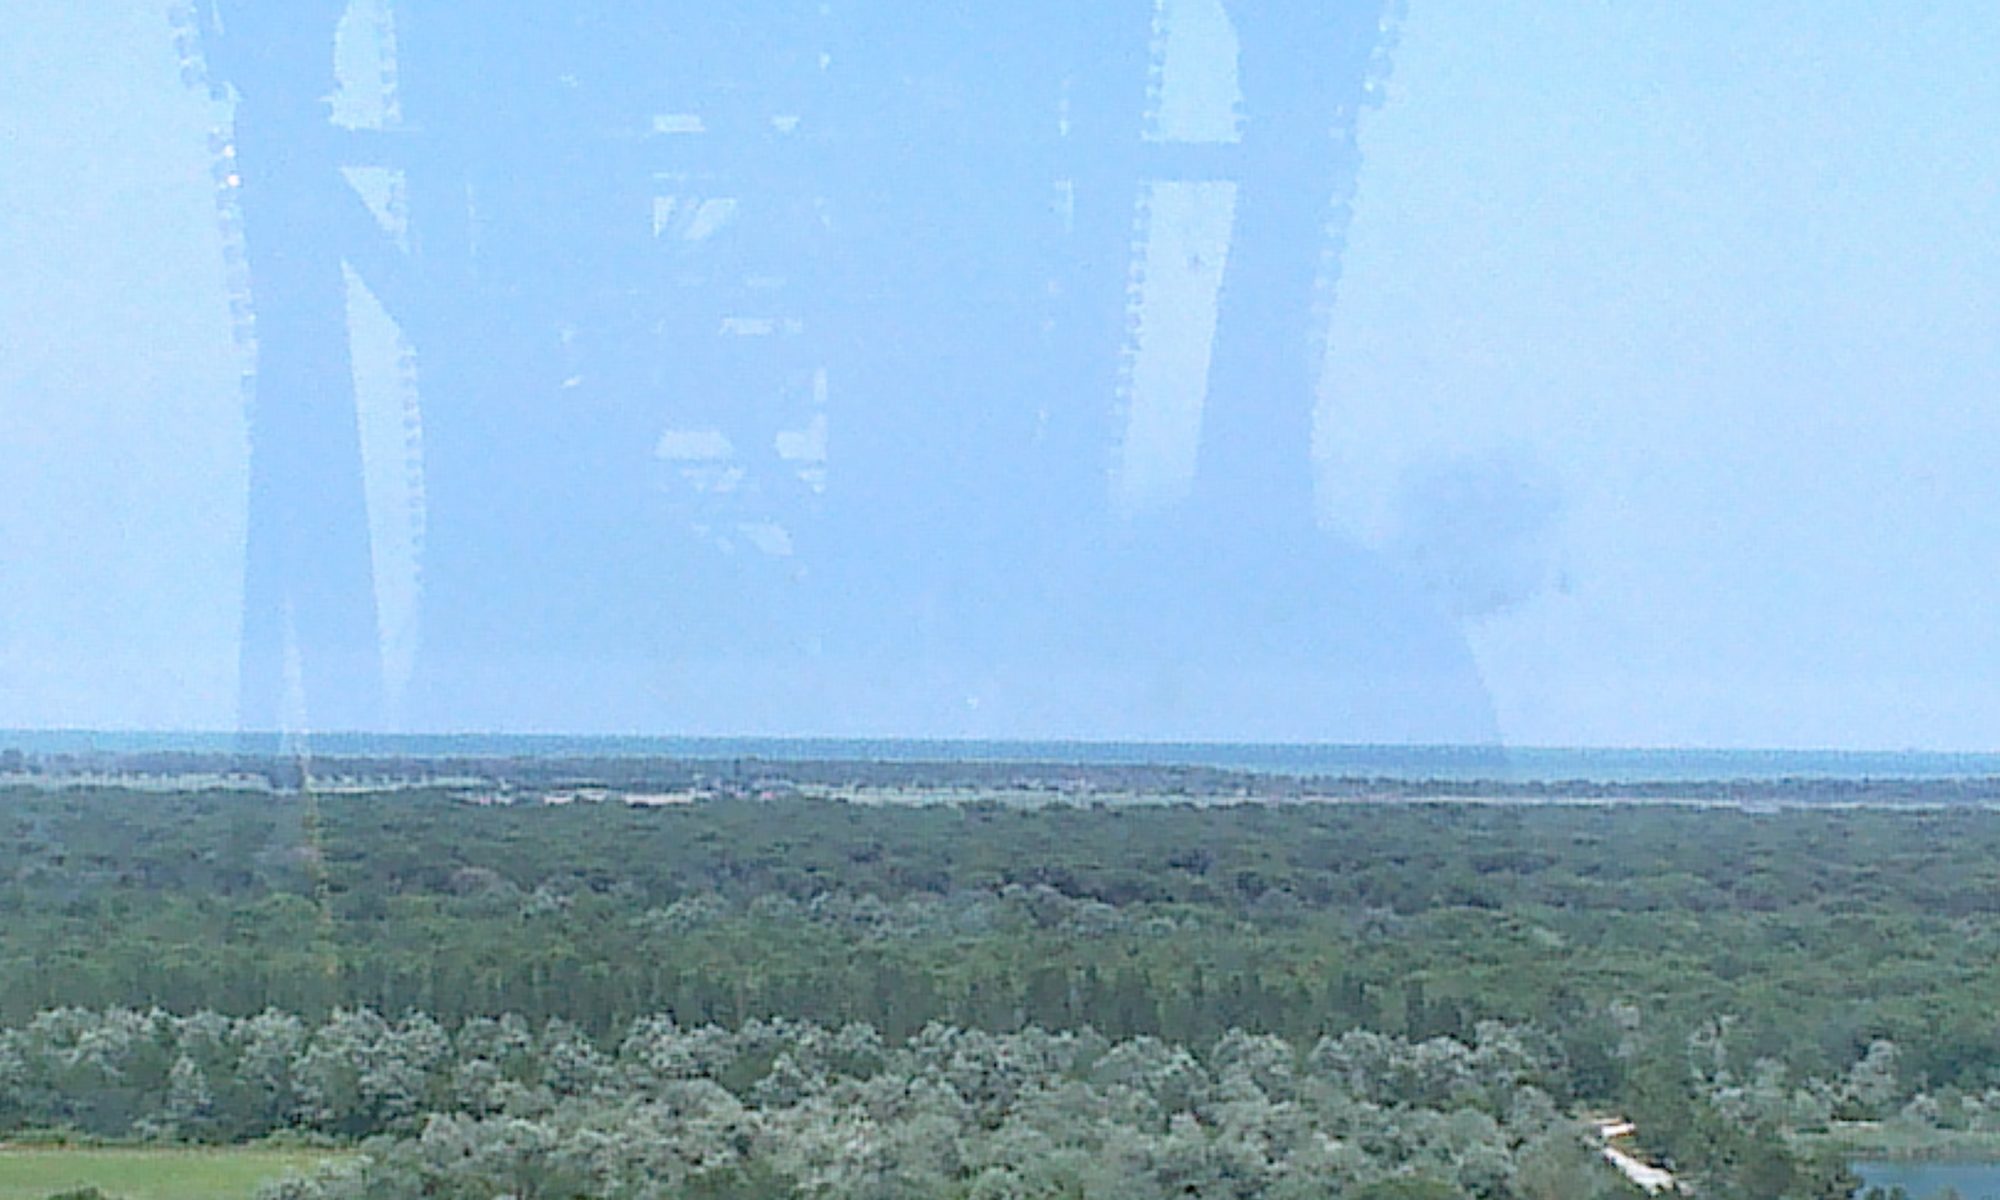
[1801,1122,2000,1162]
[0,1148,341,1200]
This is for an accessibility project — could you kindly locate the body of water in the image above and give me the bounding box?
[1857,1160,2000,1199]
[6,730,2000,784]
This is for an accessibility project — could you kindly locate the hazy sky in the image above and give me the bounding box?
[1322,1,2000,748]
[3,2,1997,749]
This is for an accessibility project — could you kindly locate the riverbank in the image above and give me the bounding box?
[1805,1122,2000,1162]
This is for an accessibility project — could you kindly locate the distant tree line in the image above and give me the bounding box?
[10,748,2000,803]
[6,789,2000,1091]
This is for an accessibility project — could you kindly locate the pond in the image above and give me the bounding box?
[1856,1161,2000,1199]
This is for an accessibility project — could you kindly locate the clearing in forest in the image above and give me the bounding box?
[0,1147,340,1200]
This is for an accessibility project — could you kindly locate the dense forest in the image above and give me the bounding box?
[3,1007,1668,1199]
[4,784,1996,1197]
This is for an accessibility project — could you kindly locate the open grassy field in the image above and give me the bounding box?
[0,1148,339,1200]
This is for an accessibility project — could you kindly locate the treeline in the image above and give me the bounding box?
[2,1006,1873,1199]
[0,750,1276,796]
[8,789,2000,1099]
[11,746,2000,804]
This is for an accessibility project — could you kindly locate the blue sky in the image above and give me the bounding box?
[2,1,1997,748]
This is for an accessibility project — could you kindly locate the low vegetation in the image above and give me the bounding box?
[0,1147,334,1200]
